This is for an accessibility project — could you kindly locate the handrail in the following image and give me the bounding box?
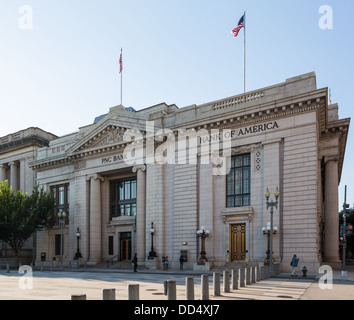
[106,255,119,267]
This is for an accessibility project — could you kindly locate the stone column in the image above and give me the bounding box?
[87,174,104,263]
[9,161,18,192]
[0,164,7,182]
[324,156,339,261]
[133,165,146,262]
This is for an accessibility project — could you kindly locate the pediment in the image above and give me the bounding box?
[66,117,147,155]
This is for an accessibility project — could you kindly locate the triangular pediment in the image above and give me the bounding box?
[66,115,148,155]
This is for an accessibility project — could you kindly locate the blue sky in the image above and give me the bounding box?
[0,0,353,207]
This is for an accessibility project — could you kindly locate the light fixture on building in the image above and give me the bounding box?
[264,187,280,274]
[196,226,210,265]
[57,210,66,270]
[148,222,157,259]
[74,227,82,260]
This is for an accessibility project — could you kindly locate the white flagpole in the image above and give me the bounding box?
[120,47,123,106]
[243,11,246,93]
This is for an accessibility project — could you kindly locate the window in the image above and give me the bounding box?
[227,154,251,207]
[51,183,70,224]
[110,178,137,219]
[55,234,63,256]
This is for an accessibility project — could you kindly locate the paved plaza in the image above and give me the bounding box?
[1,267,353,301]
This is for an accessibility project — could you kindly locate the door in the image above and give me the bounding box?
[230,224,246,261]
[120,232,132,261]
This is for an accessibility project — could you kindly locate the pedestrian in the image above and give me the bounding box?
[162,255,166,270]
[165,256,169,270]
[179,254,184,270]
[132,253,138,272]
[290,254,299,277]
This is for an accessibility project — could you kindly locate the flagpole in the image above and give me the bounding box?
[243,11,246,93]
[120,47,123,106]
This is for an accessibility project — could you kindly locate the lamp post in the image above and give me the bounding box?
[262,222,278,263]
[148,222,157,259]
[196,226,210,265]
[57,210,66,270]
[265,187,280,275]
[74,227,82,260]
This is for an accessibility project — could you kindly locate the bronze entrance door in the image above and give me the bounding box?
[120,232,132,261]
[230,224,246,261]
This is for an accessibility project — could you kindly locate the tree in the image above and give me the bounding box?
[0,180,55,266]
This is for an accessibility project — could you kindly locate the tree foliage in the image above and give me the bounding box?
[0,180,55,263]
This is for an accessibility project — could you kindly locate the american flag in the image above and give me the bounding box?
[119,52,123,74]
[232,14,245,37]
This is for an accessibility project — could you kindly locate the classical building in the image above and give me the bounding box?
[30,72,350,273]
[0,127,57,265]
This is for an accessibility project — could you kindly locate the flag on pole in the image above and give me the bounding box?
[119,51,123,74]
[232,14,245,37]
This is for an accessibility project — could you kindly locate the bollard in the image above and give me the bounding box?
[257,266,261,282]
[102,288,116,300]
[246,267,251,285]
[128,284,139,300]
[223,271,230,293]
[40,262,44,272]
[167,280,176,300]
[239,268,245,287]
[251,267,256,283]
[260,266,264,280]
[201,274,209,300]
[186,277,194,300]
[71,294,86,300]
[213,272,221,296]
[164,280,168,295]
[6,263,10,273]
[232,269,239,290]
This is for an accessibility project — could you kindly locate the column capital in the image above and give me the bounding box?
[85,174,104,182]
[324,155,339,164]
[132,164,146,173]
[8,161,18,167]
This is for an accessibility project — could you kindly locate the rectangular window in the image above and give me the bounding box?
[108,236,114,255]
[51,183,70,224]
[110,177,137,219]
[227,154,251,207]
[55,234,63,256]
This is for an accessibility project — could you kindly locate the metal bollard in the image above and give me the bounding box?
[257,266,261,282]
[71,294,86,300]
[167,280,177,300]
[164,280,168,295]
[201,274,209,300]
[232,269,239,290]
[6,263,10,273]
[128,284,139,300]
[223,271,230,293]
[186,277,194,300]
[102,288,116,300]
[213,272,221,296]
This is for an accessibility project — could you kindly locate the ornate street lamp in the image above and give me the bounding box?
[262,222,278,263]
[148,222,157,259]
[264,187,280,274]
[197,226,210,265]
[57,210,66,270]
[74,227,82,260]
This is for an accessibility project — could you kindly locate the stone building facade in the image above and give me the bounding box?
[0,127,57,265]
[30,72,350,273]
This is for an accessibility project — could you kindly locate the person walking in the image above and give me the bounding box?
[132,253,138,272]
[164,256,169,270]
[290,254,299,277]
[179,254,184,270]
[162,255,166,270]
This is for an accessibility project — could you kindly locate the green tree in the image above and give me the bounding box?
[0,180,55,266]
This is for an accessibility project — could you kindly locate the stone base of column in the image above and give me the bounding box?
[145,257,158,269]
